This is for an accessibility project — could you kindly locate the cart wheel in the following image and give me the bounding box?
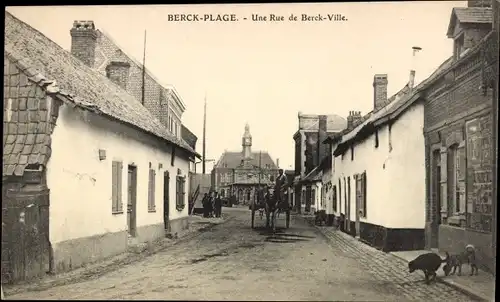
[251,207,255,229]
[286,210,290,228]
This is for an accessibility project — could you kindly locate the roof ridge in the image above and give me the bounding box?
[4,11,198,157]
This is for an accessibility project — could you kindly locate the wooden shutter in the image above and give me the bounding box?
[457,141,466,214]
[148,169,156,211]
[112,161,118,213]
[112,161,123,213]
[362,171,367,217]
[117,161,123,212]
[439,147,448,217]
[181,177,186,208]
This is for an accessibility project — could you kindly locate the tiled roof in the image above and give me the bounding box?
[4,12,199,161]
[215,151,277,169]
[334,56,455,156]
[447,7,492,37]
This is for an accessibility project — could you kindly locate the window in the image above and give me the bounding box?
[148,168,156,212]
[454,33,465,59]
[448,145,459,215]
[171,146,176,166]
[375,130,379,148]
[332,185,337,212]
[388,123,393,152]
[111,161,123,214]
[358,172,367,218]
[221,189,225,198]
[176,175,186,211]
[338,179,341,213]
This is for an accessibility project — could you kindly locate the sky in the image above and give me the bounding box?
[6,2,466,172]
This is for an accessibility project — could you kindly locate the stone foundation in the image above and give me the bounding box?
[136,223,165,244]
[52,230,128,273]
[438,224,494,273]
[167,216,189,239]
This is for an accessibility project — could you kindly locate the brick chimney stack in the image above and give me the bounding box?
[373,74,388,112]
[467,0,491,7]
[346,111,362,129]
[70,21,98,68]
[105,61,131,90]
[317,115,329,163]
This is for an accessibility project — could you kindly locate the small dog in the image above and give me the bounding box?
[408,252,446,284]
[443,244,478,276]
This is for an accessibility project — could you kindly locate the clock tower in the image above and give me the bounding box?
[242,123,252,159]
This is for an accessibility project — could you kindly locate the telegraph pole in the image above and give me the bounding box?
[202,93,207,174]
[141,30,147,105]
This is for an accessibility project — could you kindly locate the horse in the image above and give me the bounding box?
[265,188,288,233]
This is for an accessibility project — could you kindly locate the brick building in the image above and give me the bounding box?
[423,1,497,273]
[211,124,278,205]
[292,113,346,212]
[3,12,199,283]
[69,20,197,151]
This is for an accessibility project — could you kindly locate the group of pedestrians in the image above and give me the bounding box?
[202,191,222,218]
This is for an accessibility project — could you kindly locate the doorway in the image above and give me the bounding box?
[163,171,170,231]
[355,175,362,239]
[127,165,137,237]
[431,150,441,248]
[346,177,351,234]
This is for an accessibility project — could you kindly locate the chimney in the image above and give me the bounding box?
[373,74,388,112]
[347,111,363,129]
[105,61,131,90]
[467,0,491,7]
[317,115,328,162]
[409,46,422,91]
[276,158,280,168]
[70,21,98,68]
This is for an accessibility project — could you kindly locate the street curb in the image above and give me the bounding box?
[3,215,233,298]
[390,253,490,302]
[302,215,491,302]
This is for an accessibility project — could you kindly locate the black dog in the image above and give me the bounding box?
[408,252,446,284]
[443,244,478,276]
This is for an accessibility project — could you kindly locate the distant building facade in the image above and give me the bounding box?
[212,124,278,205]
[292,113,347,212]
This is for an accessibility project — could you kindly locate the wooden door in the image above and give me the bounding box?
[355,175,362,239]
[127,166,137,237]
[163,171,170,231]
[347,177,351,233]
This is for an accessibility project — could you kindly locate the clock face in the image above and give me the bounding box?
[245,138,250,144]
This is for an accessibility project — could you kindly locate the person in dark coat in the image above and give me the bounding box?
[214,193,222,218]
[202,193,209,218]
[275,169,287,205]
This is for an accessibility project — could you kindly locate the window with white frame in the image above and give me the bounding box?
[448,144,460,215]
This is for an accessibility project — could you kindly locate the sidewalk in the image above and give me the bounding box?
[301,214,495,302]
[391,250,495,302]
[2,214,231,298]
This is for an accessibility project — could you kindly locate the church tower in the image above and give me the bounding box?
[242,123,252,159]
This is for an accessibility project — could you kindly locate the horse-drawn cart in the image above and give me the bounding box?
[251,188,290,231]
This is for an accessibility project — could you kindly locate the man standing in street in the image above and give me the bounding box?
[214,192,222,218]
[275,169,288,207]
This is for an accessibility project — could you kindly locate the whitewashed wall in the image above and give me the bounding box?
[332,104,425,229]
[46,103,190,245]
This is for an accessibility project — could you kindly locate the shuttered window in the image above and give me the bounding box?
[148,168,156,212]
[332,185,337,212]
[361,172,367,217]
[176,176,186,211]
[112,161,123,214]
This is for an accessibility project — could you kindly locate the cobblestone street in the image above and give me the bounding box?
[6,208,477,301]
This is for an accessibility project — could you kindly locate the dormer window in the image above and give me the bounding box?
[454,33,466,60]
